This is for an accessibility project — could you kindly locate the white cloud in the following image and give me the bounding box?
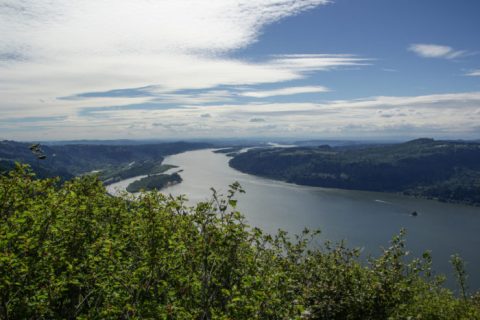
[0,0,371,123]
[408,44,466,59]
[465,69,480,76]
[4,91,479,140]
[241,85,329,98]
[0,53,366,119]
[271,54,370,71]
[326,91,480,109]
[0,0,330,57]
[149,90,235,105]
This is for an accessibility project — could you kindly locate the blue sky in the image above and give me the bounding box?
[1,0,479,140]
[238,0,480,99]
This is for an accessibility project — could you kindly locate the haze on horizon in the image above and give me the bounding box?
[1,0,479,141]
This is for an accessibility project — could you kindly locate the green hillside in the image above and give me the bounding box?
[0,140,210,181]
[229,139,480,206]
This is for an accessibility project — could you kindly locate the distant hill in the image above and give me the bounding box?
[293,139,397,147]
[42,139,166,146]
[229,138,480,206]
[0,140,211,180]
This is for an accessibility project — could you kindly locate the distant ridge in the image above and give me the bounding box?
[41,139,181,146]
[0,140,211,180]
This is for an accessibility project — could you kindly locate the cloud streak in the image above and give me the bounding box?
[408,44,466,59]
[241,86,329,98]
[465,69,480,76]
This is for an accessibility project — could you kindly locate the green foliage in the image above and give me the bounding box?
[451,254,469,301]
[1,165,479,319]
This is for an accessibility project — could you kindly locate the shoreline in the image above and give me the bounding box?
[227,160,480,208]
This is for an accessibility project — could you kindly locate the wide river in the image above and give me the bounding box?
[108,149,480,290]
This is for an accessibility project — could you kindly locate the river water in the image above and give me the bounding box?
[108,149,480,290]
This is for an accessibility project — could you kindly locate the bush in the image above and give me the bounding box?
[1,164,479,319]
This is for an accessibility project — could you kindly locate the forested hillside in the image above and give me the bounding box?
[229,139,480,206]
[1,165,479,319]
[0,140,210,181]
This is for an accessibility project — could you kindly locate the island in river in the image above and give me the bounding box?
[126,172,182,192]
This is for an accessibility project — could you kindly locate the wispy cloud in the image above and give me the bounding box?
[0,1,331,57]
[465,69,480,76]
[241,86,329,98]
[408,44,466,59]
[0,0,369,125]
[5,91,479,140]
[270,54,370,71]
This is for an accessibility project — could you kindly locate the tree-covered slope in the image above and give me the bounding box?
[126,172,182,192]
[1,165,479,319]
[229,139,480,205]
[0,140,210,180]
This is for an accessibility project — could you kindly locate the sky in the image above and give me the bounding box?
[1,0,480,141]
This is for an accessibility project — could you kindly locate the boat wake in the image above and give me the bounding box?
[374,199,392,204]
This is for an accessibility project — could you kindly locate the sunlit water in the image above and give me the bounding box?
[108,149,480,290]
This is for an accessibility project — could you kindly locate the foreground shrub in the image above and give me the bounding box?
[0,164,479,319]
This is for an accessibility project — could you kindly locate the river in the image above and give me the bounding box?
[107,148,480,290]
